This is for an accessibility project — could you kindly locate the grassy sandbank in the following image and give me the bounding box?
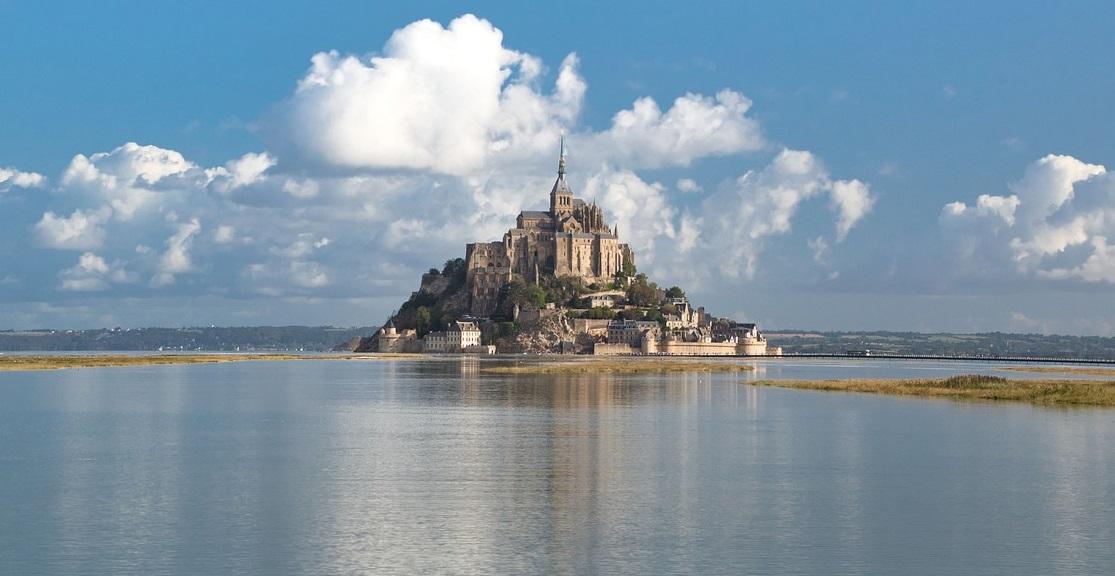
[751,374,1115,407]
[485,358,755,375]
[1002,366,1115,377]
[0,353,378,372]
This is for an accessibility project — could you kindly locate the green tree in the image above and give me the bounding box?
[626,274,659,307]
[441,258,467,288]
[415,306,432,336]
[494,280,546,320]
[665,286,685,300]
[497,321,519,339]
[619,308,643,321]
[542,275,587,305]
[525,284,546,307]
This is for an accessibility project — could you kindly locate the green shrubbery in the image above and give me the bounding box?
[625,273,660,307]
[492,280,546,320]
[939,374,1009,389]
[580,307,617,320]
[392,258,470,336]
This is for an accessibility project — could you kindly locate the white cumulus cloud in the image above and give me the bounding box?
[676,178,702,193]
[943,194,1021,226]
[58,252,135,292]
[213,225,236,244]
[206,152,275,193]
[584,90,764,169]
[154,218,201,286]
[1,167,45,191]
[704,149,830,278]
[34,207,112,250]
[271,14,584,175]
[942,153,1115,284]
[700,149,873,278]
[282,178,319,199]
[62,142,197,219]
[829,179,875,241]
[584,169,687,268]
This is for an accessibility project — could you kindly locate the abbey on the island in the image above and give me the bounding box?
[466,139,634,317]
[368,137,778,357]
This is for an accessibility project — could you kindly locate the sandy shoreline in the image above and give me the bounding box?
[7,354,1114,407]
[0,353,385,372]
[483,358,757,374]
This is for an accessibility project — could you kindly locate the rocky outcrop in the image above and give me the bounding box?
[514,312,577,354]
[332,336,365,352]
[350,336,378,353]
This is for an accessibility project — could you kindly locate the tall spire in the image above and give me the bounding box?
[557,133,566,179]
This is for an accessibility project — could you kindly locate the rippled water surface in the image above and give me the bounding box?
[2,357,1113,575]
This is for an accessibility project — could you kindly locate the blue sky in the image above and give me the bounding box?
[2,1,1114,334]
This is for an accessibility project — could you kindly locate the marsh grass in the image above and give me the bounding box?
[1002,366,1115,377]
[752,374,1115,407]
[485,358,756,374]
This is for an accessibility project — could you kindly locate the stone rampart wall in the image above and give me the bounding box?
[593,343,636,356]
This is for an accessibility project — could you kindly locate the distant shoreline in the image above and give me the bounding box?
[5,327,1115,360]
[0,353,386,372]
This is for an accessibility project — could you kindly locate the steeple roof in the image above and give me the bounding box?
[550,178,572,195]
[558,134,566,178]
[550,135,572,196]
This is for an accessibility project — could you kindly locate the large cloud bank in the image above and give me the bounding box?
[1,14,875,324]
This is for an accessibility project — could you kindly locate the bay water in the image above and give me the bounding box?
[2,357,1113,574]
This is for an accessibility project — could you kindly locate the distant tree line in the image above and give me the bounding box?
[0,326,374,352]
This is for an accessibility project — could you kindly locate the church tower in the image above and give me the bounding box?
[549,136,574,216]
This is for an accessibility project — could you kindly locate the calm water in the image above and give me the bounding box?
[1,358,1113,575]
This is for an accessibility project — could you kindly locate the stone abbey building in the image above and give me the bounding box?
[466,139,634,317]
